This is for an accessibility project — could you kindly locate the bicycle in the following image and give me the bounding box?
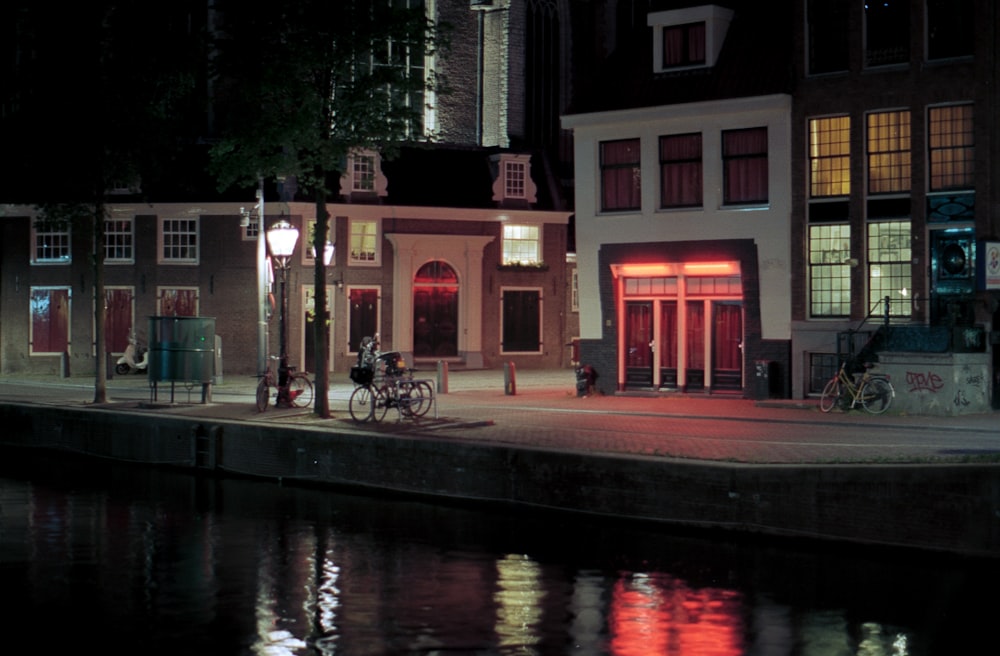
[819,361,894,414]
[256,356,314,412]
[348,348,434,422]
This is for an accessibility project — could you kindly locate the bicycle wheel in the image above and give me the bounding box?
[819,377,842,413]
[255,377,271,412]
[348,385,375,422]
[372,384,391,423]
[861,377,893,414]
[396,380,424,417]
[289,374,313,408]
[409,380,434,417]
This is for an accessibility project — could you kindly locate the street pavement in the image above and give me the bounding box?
[1,368,998,465]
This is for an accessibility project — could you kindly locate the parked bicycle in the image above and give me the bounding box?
[256,356,314,412]
[348,338,434,422]
[819,360,894,414]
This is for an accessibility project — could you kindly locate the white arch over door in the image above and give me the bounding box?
[386,233,494,367]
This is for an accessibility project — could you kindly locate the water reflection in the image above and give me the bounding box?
[0,452,992,655]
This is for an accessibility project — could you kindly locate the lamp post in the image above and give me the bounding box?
[266,219,299,407]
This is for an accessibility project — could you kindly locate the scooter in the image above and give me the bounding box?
[115,335,149,375]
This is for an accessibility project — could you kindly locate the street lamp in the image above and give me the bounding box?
[267,219,299,406]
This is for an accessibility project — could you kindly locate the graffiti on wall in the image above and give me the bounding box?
[905,371,944,393]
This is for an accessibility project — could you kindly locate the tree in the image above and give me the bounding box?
[209,0,448,417]
[2,3,202,402]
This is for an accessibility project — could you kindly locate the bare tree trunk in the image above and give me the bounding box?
[92,201,108,404]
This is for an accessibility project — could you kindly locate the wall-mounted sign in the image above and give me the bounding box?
[982,241,1000,290]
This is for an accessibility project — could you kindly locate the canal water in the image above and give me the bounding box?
[0,451,991,655]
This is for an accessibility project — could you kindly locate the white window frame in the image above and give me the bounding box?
[348,217,381,266]
[30,223,71,265]
[105,216,135,264]
[491,153,537,203]
[341,150,387,197]
[158,217,200,264]
[502,224,542,266]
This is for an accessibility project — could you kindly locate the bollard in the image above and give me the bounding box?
[504,361,517,395]
[437,360,449,394]
[61,351,70,378]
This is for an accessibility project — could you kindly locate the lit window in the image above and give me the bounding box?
[502,225,540,265]
[868,221,911,318]
[809,224,851,317]
[160,217,199,263]
[809,116,850,197]
[600,139,641,212]
[928,104,974,192]
[31,223,71,264]
[722,127,768,205]
[349,218,380,265]
[659,133,702,208]
[867,110,911,194]
[105,217,134,263]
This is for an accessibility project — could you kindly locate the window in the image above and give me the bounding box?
[659,133,702,208]
[348,218,380,265]
[600,139,641,212]
[809,116,851,198]
[927,0,974,60]
[30,287,71,354]
[353,153,376,192]
[31,223,71,264]
[104,287,134,353]
[158,287,199,316]
[160,217,199,263]
[807,0,849,74]
[809,224,851,317]
[868,221,912,318]
[501,288,542,353]
[722,127,768,205]
[302,219,336,265]
[662,22,705,69]
[105,217,134,263]
[928,104,974,192]
[867,111,911,194]
[348,287,380,353]
[365,0,426,138]
[502,225,541,265]
[865,0,909,67]
[505,160,526,199]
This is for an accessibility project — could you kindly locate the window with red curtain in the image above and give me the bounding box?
[722,127,768,205]
[104,288,134,353]
[662,22,706,68]
[601,139,641,212]
[160,288,198,316]
[659,302,678,368]
[660,133,702,208]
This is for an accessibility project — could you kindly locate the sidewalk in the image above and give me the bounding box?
[3,368,998,465]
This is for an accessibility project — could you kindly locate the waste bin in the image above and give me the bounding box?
[754,360,776,400]
[575,364,597,397]
[148,316,216,384]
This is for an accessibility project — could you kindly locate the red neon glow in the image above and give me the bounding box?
[615,262,739,278]
[608,573,745,655]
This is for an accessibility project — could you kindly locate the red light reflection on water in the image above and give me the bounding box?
[608,572,744,656]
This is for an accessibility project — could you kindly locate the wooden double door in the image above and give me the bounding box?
[625,300,743,391]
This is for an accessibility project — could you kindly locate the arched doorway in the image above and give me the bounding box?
[413,260,459,357]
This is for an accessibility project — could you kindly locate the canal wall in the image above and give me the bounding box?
[1,401,997,558]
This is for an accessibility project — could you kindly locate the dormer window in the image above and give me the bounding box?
[340,150,388,198]
[649,5,733,73]
[491,153,537,203]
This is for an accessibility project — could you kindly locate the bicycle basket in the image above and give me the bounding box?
[349,365,374,385]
